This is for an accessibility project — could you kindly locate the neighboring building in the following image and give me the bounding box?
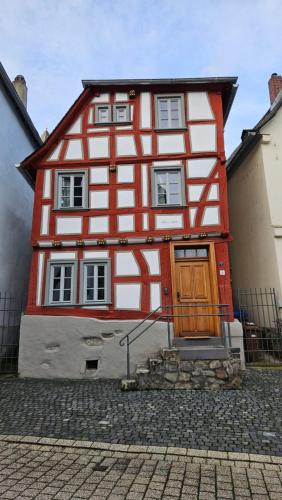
[228,73,282,312]
[0,63,41,301]
[19,77,243,379]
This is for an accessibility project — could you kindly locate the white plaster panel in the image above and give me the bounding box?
[142,213,149,230]
[40,205,50,235]
[115,92,128,101]
[189,208,197,227]
[141,135,152,155]
[90,167,109,184]
[157,134,185,154]
[187,158,217,178]
[56,216,82,234]
[43,169,51,199]
[50,252,76,260]
[116,135,137,156]
[89,216,109,233]
[115,252,140,276]
[117,164,134,183]
[118,214,134,232]
[188,184,205,202]
[116,126,133,130]
[66,116,82,134]
[202,206,220,226]
[142,250,160,275]
[153,160,182,166]
[187,92,214,120]
[130,105,134,120]
[141,164,148,206]
[115,283,141,309]
[83,250,109,259]
[91,93,110,102]
[65,139,83,160]
[140,92,151,129]
[208,184,219,201]
[117,189,135,208]
[90,190,109,209]
[88,137,109,158]
[189,124,217,152]
[155,214,183,229]
[36,253,44,306]
[150,283,161,311]
[47,141,63,161]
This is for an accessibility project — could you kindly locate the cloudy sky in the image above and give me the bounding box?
[1,0,281,154]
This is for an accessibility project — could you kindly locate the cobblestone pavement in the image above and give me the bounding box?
[1,436,282,499]
[0,369,281,456]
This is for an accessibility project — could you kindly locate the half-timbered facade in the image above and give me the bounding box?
[19,77,243,379]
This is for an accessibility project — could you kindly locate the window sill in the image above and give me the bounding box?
[53,207,89,212]
[44,302,111,307]
[151,205,187,209]
[94,122,132,126]
[154,127,187,132]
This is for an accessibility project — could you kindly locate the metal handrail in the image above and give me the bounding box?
[119,303,230,379]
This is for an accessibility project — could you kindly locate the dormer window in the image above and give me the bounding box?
[95,103,130,125]
[155,94,185,129]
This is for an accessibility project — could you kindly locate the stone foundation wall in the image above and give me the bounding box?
[134,353,243,390]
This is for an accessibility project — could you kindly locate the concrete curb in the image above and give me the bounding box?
[1,434,282,468]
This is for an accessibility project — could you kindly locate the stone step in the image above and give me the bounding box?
[174,337,224,347]
[178,346,229,360]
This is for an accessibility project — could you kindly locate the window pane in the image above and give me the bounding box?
[98,289,105,301]
[98,265,105,277]
[64,266,72,278]
[197,248,208,257]
[98,107,109,123]
[87,277,94,289]
[175,249,185,258]
[87,266,94,277]
[169,172,179,183]
[64,278,71,290]
[87,289,94,301]
[74,176,83,187]
[52,290,60,302]
[74,197,83,207]
[185,249,197,258]
[116,106,127,122]
[157,185,167,205]
[98,277,104,288]
[170,193,181,204]
[53,266,61,278]
[63,290,71,302]
[53,279,60,290]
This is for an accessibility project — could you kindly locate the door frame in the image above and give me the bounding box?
[170,241,220,336]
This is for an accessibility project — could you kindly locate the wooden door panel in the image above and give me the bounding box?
[175,261,214,336]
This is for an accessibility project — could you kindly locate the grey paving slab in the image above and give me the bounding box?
[0,369,281,456]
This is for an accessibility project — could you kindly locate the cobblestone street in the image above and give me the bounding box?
[0,369,281,456]
[0,436,282,499]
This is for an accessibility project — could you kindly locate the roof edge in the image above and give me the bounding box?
[0,62,42,147]
[82,76,238,87]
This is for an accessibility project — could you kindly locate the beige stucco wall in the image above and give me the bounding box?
[228,138,281,310]
[260,107,282,304]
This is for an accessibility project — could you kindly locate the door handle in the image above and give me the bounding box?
[177,291,180,301]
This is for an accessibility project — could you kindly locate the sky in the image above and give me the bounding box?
[1,0,282,155]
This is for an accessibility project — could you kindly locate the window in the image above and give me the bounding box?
[152,166,185,207]
[95,104,130,124]
[48,262,76,305]
[95,104,111,124]
[56,171,87,209]
[155,95,185,129]
[81,260,110,304]
[113,104,130,123]
[175,247,209,258]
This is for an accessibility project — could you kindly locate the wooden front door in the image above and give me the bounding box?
[175,260,215,337]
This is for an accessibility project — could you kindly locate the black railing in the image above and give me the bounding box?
[237,288,282,365]
[119,303,230,379]
[0,292,23,373]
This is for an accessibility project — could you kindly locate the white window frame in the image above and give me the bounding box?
[155,94,185,129]
[55,170,88,210]
[95,104,111,124]
[46,261,77,306]
[80,259,111,305]
[152,165,186,207]
[113,103,130,123]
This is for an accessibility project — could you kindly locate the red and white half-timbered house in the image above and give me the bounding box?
[19,77,243,379]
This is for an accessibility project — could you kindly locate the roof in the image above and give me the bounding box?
[227,90,282,176]
[0,62,42,148]
[21,76,238,181]
[82,76,238,125]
